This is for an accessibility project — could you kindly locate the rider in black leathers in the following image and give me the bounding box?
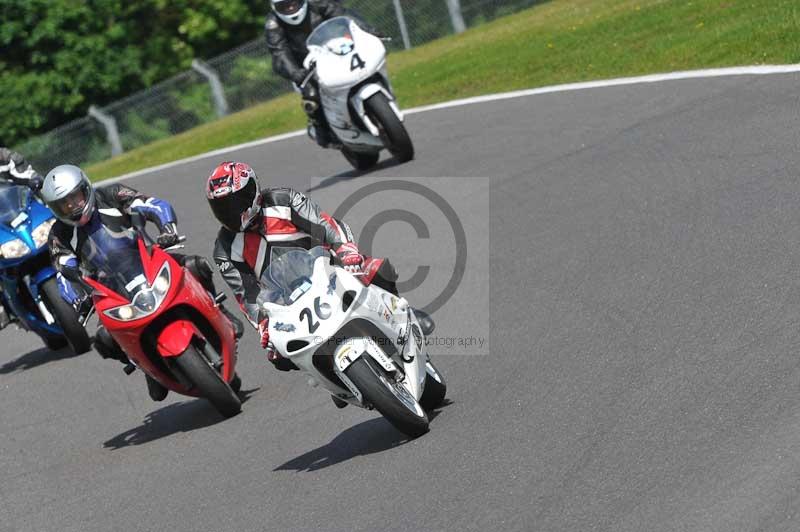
[265,0,378,148]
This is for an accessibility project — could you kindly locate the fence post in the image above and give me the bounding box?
[191,59,229,118]
[87,106,124,157]
[391,0,412,50]
[445,0,467,33]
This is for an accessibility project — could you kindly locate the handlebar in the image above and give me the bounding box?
[162,235,187,252]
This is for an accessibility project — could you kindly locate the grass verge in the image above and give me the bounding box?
[86,0,800,180]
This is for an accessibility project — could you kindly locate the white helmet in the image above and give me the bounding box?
[41,165,95,226]
[271,0,308,25]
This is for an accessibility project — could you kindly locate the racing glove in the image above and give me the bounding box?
[336,242,364,272]
[258,315,271,349]
[156,223,180,247]
[5,159,42,190]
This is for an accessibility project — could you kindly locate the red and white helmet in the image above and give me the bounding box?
[206,161,262,232]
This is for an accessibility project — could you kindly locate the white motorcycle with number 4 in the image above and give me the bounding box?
[259,247,445,438]
[303,16,414,170]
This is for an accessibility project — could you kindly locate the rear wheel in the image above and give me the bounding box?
[174,344,241,418]
[364,92,414,163]
[342,147,380,171]
[344,356,429,438]
[419,360,447,411]
[39,277,91,354]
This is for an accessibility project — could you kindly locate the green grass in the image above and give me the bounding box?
[86,0,800,180]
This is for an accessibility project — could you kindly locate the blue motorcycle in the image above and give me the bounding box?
[0,182,91,353]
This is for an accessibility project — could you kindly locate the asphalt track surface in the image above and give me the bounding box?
[4,72,800,532]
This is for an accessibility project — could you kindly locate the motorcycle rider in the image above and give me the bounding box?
[205,161,434,372]
[266,0,379,148]
[40,164,243,400]
[0,148,43,329]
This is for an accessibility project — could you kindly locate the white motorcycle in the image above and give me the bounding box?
[258,247,446,438]
[303,16,414,170]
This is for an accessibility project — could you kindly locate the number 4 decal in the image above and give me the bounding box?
[350,53,366,71]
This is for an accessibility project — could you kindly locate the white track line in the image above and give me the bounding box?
[104,64,800,184]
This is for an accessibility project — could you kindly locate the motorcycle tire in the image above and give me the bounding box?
[344,356,429,438]
[342,147,380,171]
[419,360,447,411]
[42,332,68,351]
[39,277,91,355]
[174,344,241,418]
[364,92,414,163]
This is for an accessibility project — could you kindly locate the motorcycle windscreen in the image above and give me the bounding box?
[0,183,29,225]
[79,222,145,299]
[257,246,329,306]
[306,17,355,55]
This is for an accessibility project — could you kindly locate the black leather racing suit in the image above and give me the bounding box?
[265,1,347,85]
[265,1,378,145]
[213,187,398,327]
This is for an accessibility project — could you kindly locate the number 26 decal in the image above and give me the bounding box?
[299,297,332,333]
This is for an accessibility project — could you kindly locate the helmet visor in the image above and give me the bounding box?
[274,0,304,15]
[51,182,90,222]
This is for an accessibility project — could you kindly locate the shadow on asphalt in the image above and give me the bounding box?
[304,156,405,194]
[0,346,79,375]
[103,387,259,450]
[274,402,451,472]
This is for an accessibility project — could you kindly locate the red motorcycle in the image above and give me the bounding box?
[84,228,242,418]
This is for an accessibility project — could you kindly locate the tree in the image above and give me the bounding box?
[0,0,264,146]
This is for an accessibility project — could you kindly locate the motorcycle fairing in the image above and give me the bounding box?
[88,238,238,394]
[263,249,428,404]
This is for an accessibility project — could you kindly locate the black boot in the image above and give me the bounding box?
[94,327,128,364]
[0,301,11,330]
[308,122,334,149]
[146,374,169,401]
[220,305,244,340]
[413,308,435,336]
[331,396,348,409]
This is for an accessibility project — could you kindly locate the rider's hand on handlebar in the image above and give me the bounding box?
[27,173,43,191]
[336,242,364,273]
[157,223,181,247]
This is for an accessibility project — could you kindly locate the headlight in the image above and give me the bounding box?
[32,218,56,249]
[1,239,30,259]
[103,263,171,322]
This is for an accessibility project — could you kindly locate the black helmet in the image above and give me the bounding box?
[206,161,262,232]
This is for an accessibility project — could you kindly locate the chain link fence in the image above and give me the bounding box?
[15,0,543,173]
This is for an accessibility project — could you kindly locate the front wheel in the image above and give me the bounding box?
[364,92,414,163]
[344,356,429,438]
[174,345,241,418]
[39,277,91,354]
